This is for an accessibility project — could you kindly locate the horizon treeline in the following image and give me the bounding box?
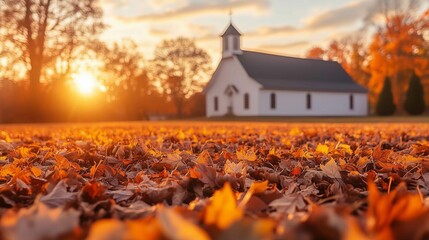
[1,0,429,123]
[0,0,209,123]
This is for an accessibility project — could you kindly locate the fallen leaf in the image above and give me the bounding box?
[40,180,77,208]
[87,218,161,240]
[205,182,243,229]
[236,148,257,162]
[1,202,80,240]
[224,160,246,177]
[316,144,330,155]
[158,207,210,240]
[320,158,341,179]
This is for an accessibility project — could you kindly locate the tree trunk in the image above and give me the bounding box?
[175,98,184,118]
[23,0,50,122]
[28,61,43,121]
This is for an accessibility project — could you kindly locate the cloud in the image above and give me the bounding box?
[188,23,217,36]
[149,28,170,37]
[304,0,374,29]
[257,41,310,51]
[147,0,189,10]
[117,0,270,22]
[246,25,297,37]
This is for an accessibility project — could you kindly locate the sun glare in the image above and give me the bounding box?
[72,72,104,95]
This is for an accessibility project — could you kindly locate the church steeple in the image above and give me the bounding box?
[221,16,242,58]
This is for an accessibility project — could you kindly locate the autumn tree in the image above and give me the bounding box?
[0,0,105,120]
[305,47,325,59]
[404,72,426,115]
[376,77,396,116]
[306,37,371,104]
[366,0,429,113]
[149,38,211,118]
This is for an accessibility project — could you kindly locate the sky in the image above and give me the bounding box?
[98,0,426,64]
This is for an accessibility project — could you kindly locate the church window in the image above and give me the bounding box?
[214,97,219,111]
[223,38,229,51]
[233,37,239,50]
[350,94,354,110]
[270,93,276,109]
[306,94,311,109]
[244,93,249,109]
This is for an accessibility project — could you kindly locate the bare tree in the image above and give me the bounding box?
[100,39,152,119]
[0,0,105,120]
[149,38,211,118]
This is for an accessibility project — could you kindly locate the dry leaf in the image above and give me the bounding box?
[40,180,77,207]
[320,159,341,179]
[316,144,330,155]
[1,202,79,240]
[236,148,257,162]
[158,207,210,240]
[204,182,243,229]
[87,218,161,240]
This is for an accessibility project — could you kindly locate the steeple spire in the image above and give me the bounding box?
[221,14,242,58]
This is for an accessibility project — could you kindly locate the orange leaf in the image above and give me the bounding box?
[158,207,210,240]
[204,182,242,229]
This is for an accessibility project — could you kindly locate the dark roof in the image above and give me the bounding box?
[236,51,367,93]
[221,23,241,37]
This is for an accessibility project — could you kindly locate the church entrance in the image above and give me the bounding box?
[224,84,238,116]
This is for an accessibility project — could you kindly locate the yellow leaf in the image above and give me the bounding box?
[197,150,211,165]
[30,166,42,177]
[0,164,20,178]
[158,207,210,240]
[396,154,421,167]
[0,131,11,142]
[269,147,276,155]
[338,143,353,154]
[289,128,301,136]
[236,148,257,162]
[177,130,186,140]
[239,180,268,208]
[316,144,329,155]
[205,182,242,229]
[250,180,268,194]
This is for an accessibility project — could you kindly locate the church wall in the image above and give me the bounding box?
[259,90,368,116]
[206,57,261,117]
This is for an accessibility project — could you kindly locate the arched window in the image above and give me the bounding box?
[214,97,219,111]
[349,94,354,110]
[270,93,276,109]
[233,37,239,50]
[223,38,229,51]
[244,93,249,109]
[306,94,311,109]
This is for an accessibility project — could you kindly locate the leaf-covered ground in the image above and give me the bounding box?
[1,122,429,240]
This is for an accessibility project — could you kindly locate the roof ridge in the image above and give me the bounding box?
[242,50,338,64]
[234,50,367,93]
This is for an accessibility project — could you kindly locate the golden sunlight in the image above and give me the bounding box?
[72,71,105,95]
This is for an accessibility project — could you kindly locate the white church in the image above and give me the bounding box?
[204,22,368,117]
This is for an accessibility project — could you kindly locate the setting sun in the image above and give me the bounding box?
[72,71,104,95]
